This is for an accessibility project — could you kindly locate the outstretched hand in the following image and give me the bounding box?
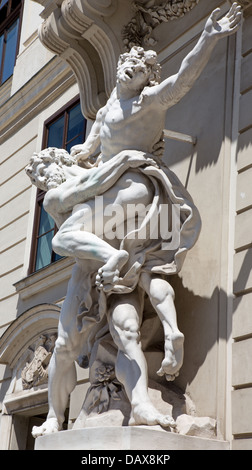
[205,2,242,39]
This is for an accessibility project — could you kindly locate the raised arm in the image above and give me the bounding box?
[153,3,242,108]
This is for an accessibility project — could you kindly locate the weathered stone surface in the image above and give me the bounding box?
[176,414,217,439]
[35,426,229,450]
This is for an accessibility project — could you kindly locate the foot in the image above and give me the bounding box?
[32,418,62,438]
[129,401,176,429]
[157,331,184,381]
[95,249,129,292]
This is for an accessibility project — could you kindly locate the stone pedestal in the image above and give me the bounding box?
[34,426,229,450]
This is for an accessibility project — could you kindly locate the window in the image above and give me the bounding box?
[0,0,23,85]
[45,100,87,152]
[29,98,86,273]
[32,192,60,272]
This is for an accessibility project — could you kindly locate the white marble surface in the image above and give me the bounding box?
[34,426,229,450]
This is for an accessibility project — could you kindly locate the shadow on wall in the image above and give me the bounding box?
[157,34,252,395]
[162,34,239,176]
[168,248,251,393]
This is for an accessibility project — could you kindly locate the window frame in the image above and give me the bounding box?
[29,96,86,274]
[0,0,23,85]
[42,96,87,151]
[29,190,59,274]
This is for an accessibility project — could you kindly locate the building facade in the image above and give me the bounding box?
[0,0,251,450]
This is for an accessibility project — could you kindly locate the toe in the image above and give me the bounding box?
[156,367,165,377]
[165,417,176,428]
[165,374,174,381]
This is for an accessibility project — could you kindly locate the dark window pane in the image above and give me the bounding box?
[35,231,54,271]
[66,134,84,153]
[2,18,19,83]
[67,103,85,142]
[0,34,3,69]
[11,0,21,12]
[47,115,64,148]
[0,0,9,9]
[38,204,55,236]
[35,204,55,270]
[54,253,62,262]
[32,99,86,272]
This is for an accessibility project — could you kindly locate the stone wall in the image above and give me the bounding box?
[232,7,252,450]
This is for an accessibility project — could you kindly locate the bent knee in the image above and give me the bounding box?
[110,314,140,347]
[54,336,79,362]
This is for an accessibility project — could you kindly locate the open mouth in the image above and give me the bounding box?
[125,69,133,79]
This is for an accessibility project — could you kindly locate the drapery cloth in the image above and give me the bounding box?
[70,150,201,358]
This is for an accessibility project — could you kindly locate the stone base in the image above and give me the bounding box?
[35,426,230,450]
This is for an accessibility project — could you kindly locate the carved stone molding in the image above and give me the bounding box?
[80,0,118,17]
[32,0,121,119]
[0,304,60,368]
[122,0,200,50]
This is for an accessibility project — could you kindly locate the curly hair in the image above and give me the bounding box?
[117,46,161,87]
[25,147,77,191]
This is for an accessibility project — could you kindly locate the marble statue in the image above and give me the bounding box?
[25,4,241,437]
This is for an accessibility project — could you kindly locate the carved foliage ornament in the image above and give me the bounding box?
[122,0,200,50]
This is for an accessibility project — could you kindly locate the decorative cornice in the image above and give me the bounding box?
[32,0,120,119]
[122,0,200,50]
[81,0,118,17]
[39,10,70,55]
[61,0,93,35]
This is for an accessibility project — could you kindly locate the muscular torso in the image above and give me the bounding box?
[100,92,166,161]
[44,90,165,230]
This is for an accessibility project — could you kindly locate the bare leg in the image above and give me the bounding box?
[108,292,176,428]
[32,265,85,437]
[140,272,184,381]
[52,230,128,291]
[32,348,77,437]
[52,169,153,291]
